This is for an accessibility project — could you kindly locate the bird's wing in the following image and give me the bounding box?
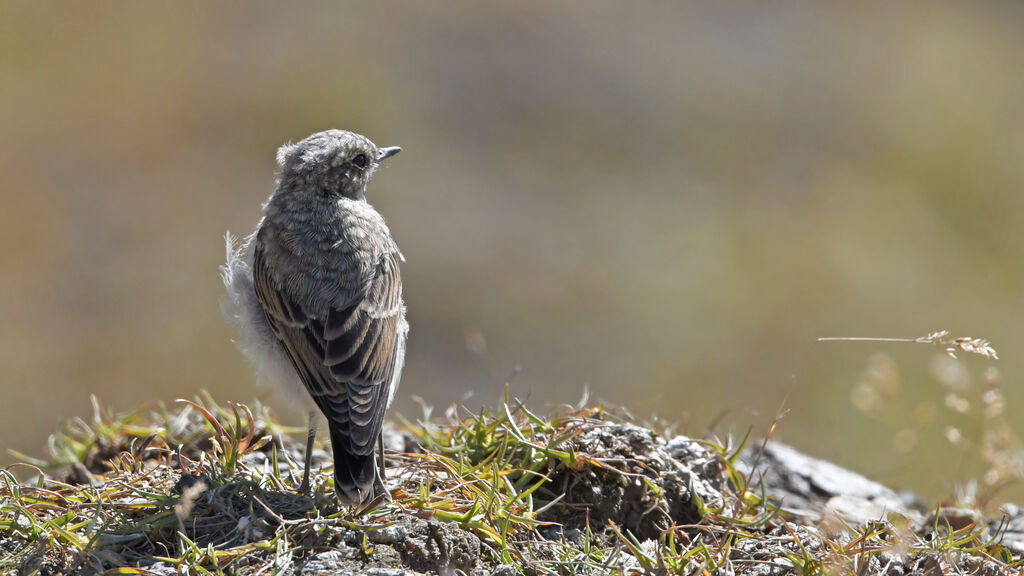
[253,243,404,460]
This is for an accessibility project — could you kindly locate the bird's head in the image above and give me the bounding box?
[275,129,400,202]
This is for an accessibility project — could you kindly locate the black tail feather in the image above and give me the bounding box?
[329,425,379,506]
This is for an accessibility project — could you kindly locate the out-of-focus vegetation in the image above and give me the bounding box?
[2,3,1023,502]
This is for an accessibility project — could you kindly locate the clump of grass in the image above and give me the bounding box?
[390,393,599,555]
[2,388,1021,574]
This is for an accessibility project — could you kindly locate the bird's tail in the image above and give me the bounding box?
[328,425,380,507]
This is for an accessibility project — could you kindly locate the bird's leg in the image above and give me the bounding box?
[298,411,318,494]
[374,432,391,503]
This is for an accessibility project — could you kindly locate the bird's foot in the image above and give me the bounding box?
[352,489,392,515]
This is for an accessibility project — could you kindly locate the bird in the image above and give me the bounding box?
[221,129,407,509]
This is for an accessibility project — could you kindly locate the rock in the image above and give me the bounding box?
[742,441,921,527]
[540,423,726,540]
[367,523,410,545]
[397,519,482,574]
[996,503,1024,555]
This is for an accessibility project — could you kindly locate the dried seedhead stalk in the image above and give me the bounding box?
[819,330,998,360]
[913,331,999,360]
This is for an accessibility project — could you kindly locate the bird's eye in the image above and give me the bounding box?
[352,153,368,168]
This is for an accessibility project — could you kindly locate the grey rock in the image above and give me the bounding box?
[368,523,409,545]
[743,441,920,527]
[397,519,481,574]
[297,548,364,575]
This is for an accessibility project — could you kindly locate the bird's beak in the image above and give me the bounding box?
[377,146,401,161]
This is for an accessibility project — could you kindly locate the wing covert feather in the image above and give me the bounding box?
[253,242,404,457]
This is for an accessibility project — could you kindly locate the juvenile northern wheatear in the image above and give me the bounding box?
[222,129,407,508]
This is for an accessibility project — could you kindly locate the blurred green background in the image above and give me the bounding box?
[2,2,1023,503]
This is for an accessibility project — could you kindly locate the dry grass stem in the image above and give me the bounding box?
[818,330,998,360]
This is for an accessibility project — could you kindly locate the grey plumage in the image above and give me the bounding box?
[222,129,407,507]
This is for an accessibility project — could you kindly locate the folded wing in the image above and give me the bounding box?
[253,242,403,502]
